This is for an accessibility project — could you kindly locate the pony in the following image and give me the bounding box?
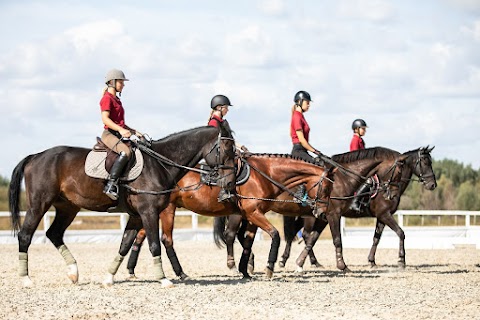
[121,153,335,279]
[9,123,236,288]
[279,146,437,270]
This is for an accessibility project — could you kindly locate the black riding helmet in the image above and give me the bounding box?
[352,119,368,130]
[211,95,232,109]
[294,91,312,104]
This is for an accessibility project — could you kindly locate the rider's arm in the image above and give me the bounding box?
[296,130,318,153]
[101,111,131,138]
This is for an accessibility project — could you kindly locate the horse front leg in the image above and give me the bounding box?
[279,216,302,268]
[160,203,188,280]
[326,212,350,272]
[235,218,255,274]
[126,228,146,278]
[307,218,328,268]
[368,220,386,267]
[245,210,281,279]
[103,216,142,286]
[378,213,406,268]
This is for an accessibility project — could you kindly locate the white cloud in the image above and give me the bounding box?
[337,0,394,22]
[258,0,285,16]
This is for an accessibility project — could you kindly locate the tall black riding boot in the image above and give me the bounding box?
[104,152,129,200]
[350,181,372,212]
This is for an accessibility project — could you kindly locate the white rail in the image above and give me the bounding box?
[0,211,200,244]
[341,210,480,249]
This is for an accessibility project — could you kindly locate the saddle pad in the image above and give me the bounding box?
[85,149,143,181]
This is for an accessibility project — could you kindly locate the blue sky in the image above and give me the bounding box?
[1,0,479,178]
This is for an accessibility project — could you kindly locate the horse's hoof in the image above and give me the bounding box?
[160,278,174,288]
[242,273,252,280]
[398,261,406,269]
[127,274,138,280]
[294,266,304,274]
[179,273,190,281]
[311,262,324,269]
[369,260,377,268]
[21,276,33,288]
[264,267,273,279]
[278,261,285,268]
[342,266,352,273]
[67,264,79,284]
[102,273,114,287]
[247,263,254,274]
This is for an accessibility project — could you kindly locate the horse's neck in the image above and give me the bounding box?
[250,157,321,186]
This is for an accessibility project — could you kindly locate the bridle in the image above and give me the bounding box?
[401,149,434,186]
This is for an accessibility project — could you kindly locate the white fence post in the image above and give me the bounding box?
[192,213,198,230]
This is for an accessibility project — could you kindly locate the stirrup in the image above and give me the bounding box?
[104,181,119,200]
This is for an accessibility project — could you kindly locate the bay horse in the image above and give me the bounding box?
[121,153,335,279]
[279,146,437,270]
[213,147,409,272]
[9,123,236,288]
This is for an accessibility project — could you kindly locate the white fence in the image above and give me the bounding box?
[341,210,480,249]
[1,210,480,249]
[0,211,205,244]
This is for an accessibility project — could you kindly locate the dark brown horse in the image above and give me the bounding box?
[122,153,335,279]
[278,146,437,271]
[9,124,236,288]
[214,147,409,272]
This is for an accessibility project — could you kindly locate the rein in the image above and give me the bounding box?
[237,157,331,208]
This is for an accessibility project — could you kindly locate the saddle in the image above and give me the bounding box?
[84,138,144,181]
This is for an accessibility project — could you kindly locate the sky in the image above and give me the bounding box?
[0,0,479,178]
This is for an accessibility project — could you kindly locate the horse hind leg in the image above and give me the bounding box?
[45,206,80,284]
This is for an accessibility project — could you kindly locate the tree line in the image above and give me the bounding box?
[0,158,479,211]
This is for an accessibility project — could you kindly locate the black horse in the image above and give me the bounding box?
[279,146,437,270]
[9,123,236,288]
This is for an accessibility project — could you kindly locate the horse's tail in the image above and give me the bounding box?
[283,216,300,243]
[9,155,34,235]
[213,216,228,248]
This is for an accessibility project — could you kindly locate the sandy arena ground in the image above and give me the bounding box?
[1,239,479,320]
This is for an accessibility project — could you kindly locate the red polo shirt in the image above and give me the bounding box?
[208,114,224,128]
[100,92,125,129]
[350,134,365,151]
[290,111,310,144]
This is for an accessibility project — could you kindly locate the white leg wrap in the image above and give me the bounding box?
[102,273,114,287]
[58,244,77,265]
[107,254,125,275]
[19,252,28,277]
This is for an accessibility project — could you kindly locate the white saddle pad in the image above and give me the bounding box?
[85,149,144,181]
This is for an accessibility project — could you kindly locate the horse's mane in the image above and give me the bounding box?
[332,147,400,164]
[244,153,318,165]
[153,124,232,143]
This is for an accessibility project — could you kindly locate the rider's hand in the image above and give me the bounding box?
[134,130,144,138]
[313,149,322,156]
[241,145,249,152]
[119,128,132,138]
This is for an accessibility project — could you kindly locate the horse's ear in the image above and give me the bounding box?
[397,154,409,164]
[427,146,435,153]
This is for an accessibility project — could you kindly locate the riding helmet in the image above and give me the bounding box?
[294,91,312,103]
[352,119,368,130]
[211,95,232,109]
[105,69,129,85]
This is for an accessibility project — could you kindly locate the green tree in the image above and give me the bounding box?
[455,181,479,210]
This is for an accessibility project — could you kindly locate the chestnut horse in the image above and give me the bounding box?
[126,147,406,277]
[213,147,409,272]
[278,146,437,270]
[122,153,335,279]
[9,124,236,288]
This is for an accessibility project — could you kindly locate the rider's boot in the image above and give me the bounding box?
[104,151,129,200]
[349,181,372,212]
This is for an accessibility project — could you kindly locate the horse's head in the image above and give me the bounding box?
[407,146,437,190]
[203,121,236,193]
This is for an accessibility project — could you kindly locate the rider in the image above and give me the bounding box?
[349,118,372,212]
[290,91,325,165]
[100,68,142,200]
[350,118,367,151]
[208,94,247,202]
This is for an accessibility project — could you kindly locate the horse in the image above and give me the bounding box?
[9,123,236,288]
[121,153,335,279]
[279,146,437,270]
[213,147,409,272]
